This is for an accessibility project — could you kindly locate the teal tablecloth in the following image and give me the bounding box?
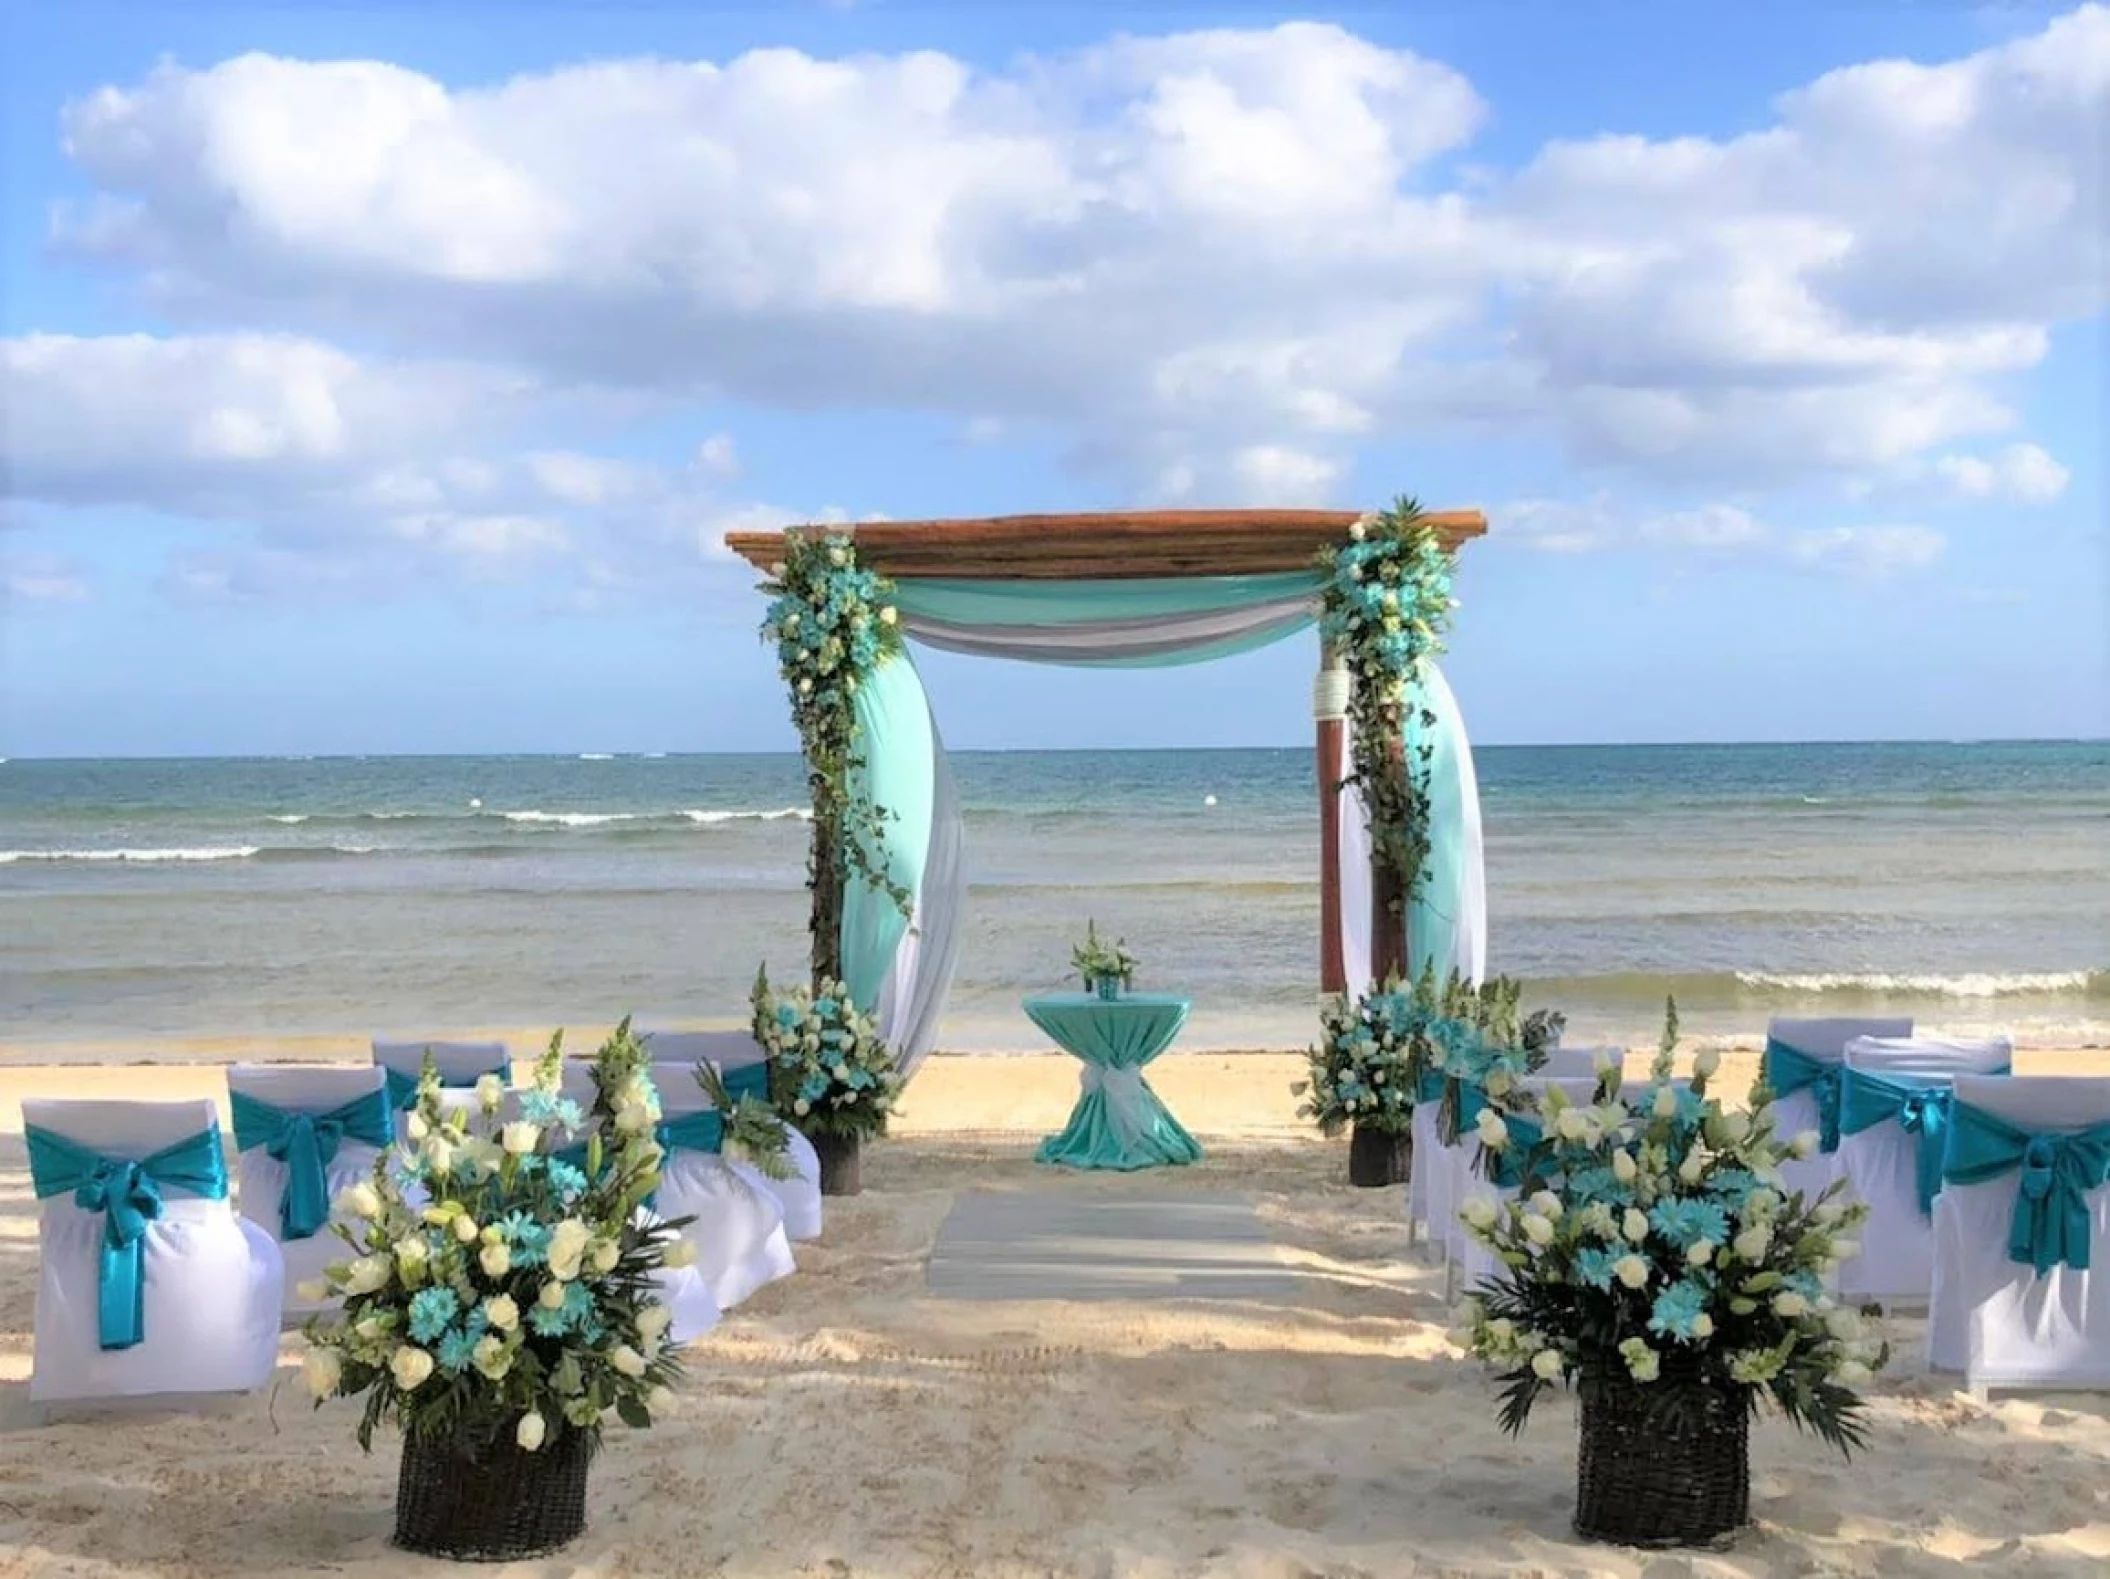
[1024,992,1204,1170]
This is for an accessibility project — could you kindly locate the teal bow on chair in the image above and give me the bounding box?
[24,1123,229,1350]
[656,1111,726,1157]
[229,1088,394,1240]
[720,1064,772,1105]
[1764,1038,1844,1152]
[1415,1067,1447,1106]
[1486,1112,1545,1190]
[1943,1101,2110,1275]
[382,1063,509,1111]
[1838,1067,1970,1218]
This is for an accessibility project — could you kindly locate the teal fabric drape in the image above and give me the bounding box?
[384,1063,508,1111]
[1943,1100,2110,1274]
[841,651,938,1014]
[1839,1067,1991,1217]
[892,573,1322,669]
[229,1087,394,1239]
[25,1123,230,1350]
[1403,664,1486,985]
[1764,1039,1843,1152]
[1025,992,1203,1169]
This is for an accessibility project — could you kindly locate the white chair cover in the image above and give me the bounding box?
[227,1065,390,1321]
[1834,1037,2013,1304]
[24,1098,283,1406]
[1929,1075,2110,1390]
[370,1037,513,1144]
[1454,1077,1600,1299]
[553,1062,723,1344]
[1764,1016,1913,1202]
[647,1060,796,1309]
[640,1028,823,1241]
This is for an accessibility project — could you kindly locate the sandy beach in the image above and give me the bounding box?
[2,1045,2107,1577]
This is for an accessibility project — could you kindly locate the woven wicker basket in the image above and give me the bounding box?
[1348,1122,1412,1187]
[1574,1375,1750,1548]
[813,1130,863,1196]
[394,1424,593,1561]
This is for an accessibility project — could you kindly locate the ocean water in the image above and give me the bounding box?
[2,742,2105,1054]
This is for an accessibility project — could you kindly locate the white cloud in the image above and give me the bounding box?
[3,553,91,603]
[1505,494,1946,578]
[9,9,2103,592]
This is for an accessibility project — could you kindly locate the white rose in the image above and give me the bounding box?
[1691,1313,1715,1338]
[422,1134,457,1175]
[517,1412,548,1452]
[1813,1201,1845,1225]
[302,1347,342,1399]
[1653,1087,1678,1119]
[546,1218,592,1280]
[660,1238,696,1269]
[1789,1130,1821,1159]
[501,1122,541,1156]
[394,1236,429,1273]
[1836,1360,1874,1387]
[295,1278,330,1304]
[1622,1208,1650,1242]
[1484,1070,1513,1097]
[636,1303,673,1343]
[1529,1191,1564,1222]
[353,1315,387,1343]
[615,1102,653,1135]
[1693,1047,1721,1078]
[793,1098,811,1117]
[480,1242,512,1278]
[1475,1111,1509,1149]
[647,1385,675,1411]
[337,1181,383,1221]
[1687,1239,1715,1267]
[484,1294,520,1331]
[1614,1255,1650,1290]
[1679,1153,1706,1184]
[1773,1292,1809,1319]
[1826,1309,1862,1341]
[1522,1214,1557,1248]
[1460,1196,1499,1230]
[476,1074,505,1112]
[591,1240,621,1274]
[1531,1349,1564,1380]
[472,1335,512,1380]
[453,1214,480,1244]
[1831,1239,1861,1261]
[1723,1111,1751,1143]
[538,1280,567,1311]
[1733,1226,1772,1262]
[390,1346,435,1391]
[1555,1108,1593,1142]
[611,1344,648,1378]
[1611,1150,1638,1184]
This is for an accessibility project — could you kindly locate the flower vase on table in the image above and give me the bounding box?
[1072,920,1136,1008]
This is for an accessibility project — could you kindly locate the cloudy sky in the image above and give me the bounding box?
[2,1,2103,756]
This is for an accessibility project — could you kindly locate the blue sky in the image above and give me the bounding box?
[2,1,2103,756]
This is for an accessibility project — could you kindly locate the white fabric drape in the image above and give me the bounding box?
[901,596,1318,665]
[879,720,965,1081]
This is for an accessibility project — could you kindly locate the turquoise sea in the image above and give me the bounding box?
[2,742,2105,1053]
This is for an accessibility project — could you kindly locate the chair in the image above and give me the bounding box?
[1761,1017,1913,1202]
[553,1063,722,1344]
[227,1065,394,1321]
[645,1060,796,1310]
[1928,1075,2110,1391]
[1834,1036,2013,1305]
[1453,1076,1601,1301]
[23,1098,283,1408]
[370,1038,513,1142]
[641,1028,823,1240]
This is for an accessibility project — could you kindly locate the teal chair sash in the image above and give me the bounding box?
[1838,1067,1966,1218]
[1943,1100,2110,1274]
[656,1110,726,1156]
[382,1062,509,1111]
[1764,1038,1843,1152]
[1487,1112,1544,1190]
[229,1087,393,1240]
[1415,1068,1446,1105]
[24,1122,230,1350]
[721,1064,772,1105]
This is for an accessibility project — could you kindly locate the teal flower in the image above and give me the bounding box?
[1648,1198,1730,1251]
[408,1287,460,1344]
[1647,1280,1711,1342]
[436,1328,480,1374]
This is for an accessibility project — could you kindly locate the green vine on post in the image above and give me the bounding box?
[1315,496,1457,967]
[758,531,914,987]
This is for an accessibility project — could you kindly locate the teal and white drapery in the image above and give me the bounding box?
[839,574,1488,1076]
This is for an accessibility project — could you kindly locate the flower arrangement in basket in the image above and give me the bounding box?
[300,1025,691,1561]
[1295,968,1564,1188]
[750,964,901,1197]
[1452,1000,1887,1549]
[1071,920,1138,1001]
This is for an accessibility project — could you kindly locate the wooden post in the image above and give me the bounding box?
[808,775,844,989]
[1370,708,1409,986]
[1314,645,1348,1000]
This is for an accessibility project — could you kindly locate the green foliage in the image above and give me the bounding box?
[692,1060,795,1181]
[1316,498,1457,918]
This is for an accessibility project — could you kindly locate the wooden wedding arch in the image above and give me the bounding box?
[726,507,1488,1001]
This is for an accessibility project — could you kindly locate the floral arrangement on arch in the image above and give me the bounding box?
[760,531,913,931]
[300,1025,691,1455]
[1295,968,1563,1139]
[750,965,901,1141]
[1315,497,1457,910]
[1452,999,1887,1454]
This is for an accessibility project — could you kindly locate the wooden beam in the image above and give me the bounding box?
[724,507,1486,581]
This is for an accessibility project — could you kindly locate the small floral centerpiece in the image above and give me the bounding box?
[1071,920,1138,1001]
[1452,1000,1886,1549]
[750,964,901,1197]
[300,1025,691,1561]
